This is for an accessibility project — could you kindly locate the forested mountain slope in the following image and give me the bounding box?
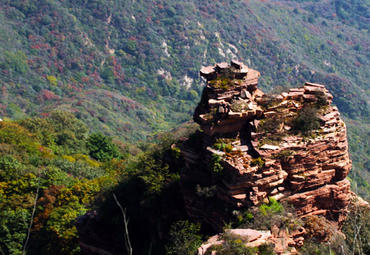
[0,0,368,195]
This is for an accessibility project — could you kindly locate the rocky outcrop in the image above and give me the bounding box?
[198,229,273,255]
[198,227,306,255]
[180,61,352,230]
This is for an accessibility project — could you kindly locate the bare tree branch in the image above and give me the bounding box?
[23,176,40,255]
[113,193,132,255]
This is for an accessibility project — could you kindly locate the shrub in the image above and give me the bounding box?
[292,106,320,135]
[303,215,335,241]
[250,157,265,168]
[313,91,329,107]
[236,199,301,231]
[209,154,223,174]
[52,158,104,180]
[299,240,332,255]
[259,198,284,216]
[213,141,233,153]
[233,211,254,227]
[209,77,232,90]
[2,50,29,74]
[205,235,258,255]
[196,184,217,198]
[0,121,40,154]
[46,75,58,86]
[166,221,202,255]
[0,208,30,255]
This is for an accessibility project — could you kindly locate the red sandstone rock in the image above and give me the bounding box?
[184,60,353,252]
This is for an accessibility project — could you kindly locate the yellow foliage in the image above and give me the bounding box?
[84,158,101,167]
[0,121,40,153]
[56,178,101,206]
[72,153,101,167]
[0,182,8,195]
[7,173,37,195]
[46,75,58,86]
[73,153,88,161]
[62,155,76,163]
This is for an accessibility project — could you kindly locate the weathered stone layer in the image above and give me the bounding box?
[181,60,352,227]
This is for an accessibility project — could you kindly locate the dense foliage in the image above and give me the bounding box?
[0,112,123,254]
[0,0,369,254]
[0,0,368,196]
[166,220,202,255]
[0,0,368,198]
[77,133,193,254]
[0,113,369,254]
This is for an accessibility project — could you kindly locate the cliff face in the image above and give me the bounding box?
[181,61,352,229]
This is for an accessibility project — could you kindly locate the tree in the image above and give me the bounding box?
[342,202,370,255]
[87,133,120,161]
[0,208,29,255]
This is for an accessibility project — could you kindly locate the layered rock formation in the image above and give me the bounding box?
[181,61,352,230]
[198,227,306,255]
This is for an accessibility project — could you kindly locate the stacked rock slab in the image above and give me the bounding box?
[195,60,263,136]
[181,61,352,228]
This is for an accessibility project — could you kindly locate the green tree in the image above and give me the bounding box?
[0,208,29,255]
[1,51,29,74]
[87,133,120,161]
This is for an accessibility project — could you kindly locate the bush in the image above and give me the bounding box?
[206,239,257,255]
[52,158,104,179]
[259,198,284,216]
[166,221,202,255]
[303,215,334,241]
[0,208,30,255]
[1,50,29,74]
[250,157,265,168]
[213,140,233,153]
[209,77,232,90]
[209,154,223,174]
[196,184,217,198]
[314,91,329,107]
[292,106,320,135]
[237,199,301,231]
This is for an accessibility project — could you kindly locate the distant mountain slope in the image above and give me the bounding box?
[0,0,369,196]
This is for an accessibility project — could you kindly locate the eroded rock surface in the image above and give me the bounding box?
[181,61,352,230]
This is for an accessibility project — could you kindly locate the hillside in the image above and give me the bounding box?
[78,62,369,254]
[0,1,369,194]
